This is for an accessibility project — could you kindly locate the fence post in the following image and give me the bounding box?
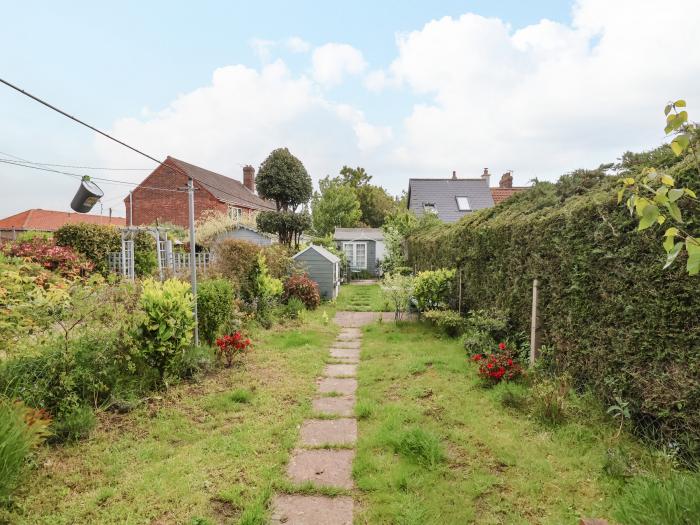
[530,278,541,367]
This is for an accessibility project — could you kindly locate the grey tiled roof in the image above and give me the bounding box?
[333,227,384,241]
[407,178,494,223]
[166,156,276,211]
[294,244,340,263]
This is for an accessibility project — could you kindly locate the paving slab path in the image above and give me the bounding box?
[271,311,386,525]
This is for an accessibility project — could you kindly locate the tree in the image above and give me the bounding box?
[336,165,397,227]
[255,148,313,247]
[256,148,313,212]
[311,177,362,236]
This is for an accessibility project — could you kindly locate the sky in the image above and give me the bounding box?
[1,0,699,219]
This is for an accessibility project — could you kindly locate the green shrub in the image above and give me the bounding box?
[283,274,320,309]
[406,155,700,459]
[136,279,195,383]
[168,345,215,380]
[51,405,96,443]
[197,278,235,345]
[0,400,51,503]
[213,239,261,291]
[282,297,305,319]
[261,244,294,279]
[614,472,700,525]
[466,308,509,341]
[462,330,495,355]
[245,253,283,327]
[133,232,157,276]
[381,273,414,322]
[413,268,455,311]
[422,309,467,337]
[54,223,120,275]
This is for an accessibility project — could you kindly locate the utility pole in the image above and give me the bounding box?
[187,177,199,346]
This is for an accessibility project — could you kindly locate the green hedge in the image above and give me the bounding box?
[407,155,700,460]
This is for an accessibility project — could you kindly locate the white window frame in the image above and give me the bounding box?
[455,196,471,211]
[423,202,438,214]
[228,206,243,222]
[342,241,368,270]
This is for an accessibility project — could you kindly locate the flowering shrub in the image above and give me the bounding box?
[2,238,93,278]
[215,331,252,367]
[413,268,455,311]
[472,342,523,384]
[283,274,320,310]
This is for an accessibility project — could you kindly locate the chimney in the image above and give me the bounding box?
[499,171,513,189]
[452,170,457,180]
[243,165,255,193]
[481,167,491,187]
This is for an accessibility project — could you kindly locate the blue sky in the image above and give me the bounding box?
[1,1,698,218]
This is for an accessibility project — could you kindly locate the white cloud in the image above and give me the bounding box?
[380,0,700,185]
[94,0,700,203]
[250,38,276,62]
[286,36,311,53]
[95,60,390,190]
[311,43,367,87]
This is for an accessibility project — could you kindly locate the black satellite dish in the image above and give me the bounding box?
[71,177,104,213]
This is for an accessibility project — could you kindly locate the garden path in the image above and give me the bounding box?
[270,310,386,525]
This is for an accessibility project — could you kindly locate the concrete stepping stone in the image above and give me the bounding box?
[330,348,360,361]
[271,494,353,525]
[323,363,357,377]
[312,396,354,417]
[332,340,361,349]
[300,419,357,446]
[318,378,357,396]
[287,449,355,488]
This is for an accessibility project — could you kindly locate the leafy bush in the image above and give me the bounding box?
[197,278,235,345]
[54,223,120,275]
[1,238,93,277]
[282,297,305,319]
[245,253,283,327]
[466,308,509,341]
[0,400,51,503]
[462,330,496,355]
[471,343,523,384]
[213,239,261,291]
[51,405,96,443]
[283,274,320,309]
[261,244,294,279]
[215,331,252,367]
[136,279,195,383]
[168,345,215,380]
[413,268,455,311]
[381,273,414,321]
[422,309,468,337]
[614,472,700,525]
[406,151,700,458]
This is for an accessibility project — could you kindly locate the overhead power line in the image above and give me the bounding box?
[0,150,151,171]
[0,77,271,210]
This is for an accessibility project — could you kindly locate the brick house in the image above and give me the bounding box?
[0,209,125,241]
[125,156,275,227]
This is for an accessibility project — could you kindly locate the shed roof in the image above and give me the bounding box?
[0,209,126,231]
[333,227,384,241]
[293,244,340,263]
[407,178,495,223]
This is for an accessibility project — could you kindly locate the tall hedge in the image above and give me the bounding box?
[55,223,156,276]
[407,154,700,459]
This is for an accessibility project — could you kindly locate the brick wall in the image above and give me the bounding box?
[125,164,247,227]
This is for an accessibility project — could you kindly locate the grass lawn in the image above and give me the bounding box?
[2,308,338,525]
[335,282,390,312]
[353,320,670,525]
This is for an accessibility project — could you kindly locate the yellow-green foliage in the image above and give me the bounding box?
[137,279,195,381]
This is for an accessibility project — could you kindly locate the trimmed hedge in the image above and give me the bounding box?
[407,157,700,459]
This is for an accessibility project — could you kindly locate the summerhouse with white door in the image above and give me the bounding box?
[333,227,385,276]
[292,244,341,300]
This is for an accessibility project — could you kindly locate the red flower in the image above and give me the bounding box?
[498,342,506,351]
[471,354,483,361]
[507,359,513,366]
[487,362,494,369]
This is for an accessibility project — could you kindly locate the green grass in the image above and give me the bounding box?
[354,321,682,524]
[1,307,338,525]
[335,283,390,312]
